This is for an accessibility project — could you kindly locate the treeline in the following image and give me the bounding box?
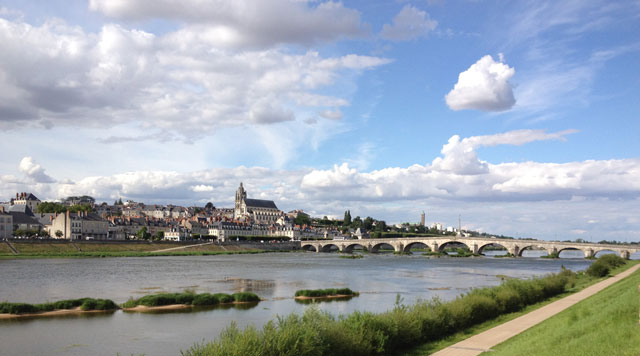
[36,202,93,214]
[183,270,578,356]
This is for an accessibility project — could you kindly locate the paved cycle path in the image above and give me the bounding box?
[431,263,640,356]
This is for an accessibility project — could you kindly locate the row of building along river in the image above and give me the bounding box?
[0,250,621,355]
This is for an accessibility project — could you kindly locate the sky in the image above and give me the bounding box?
[1,0,639,241]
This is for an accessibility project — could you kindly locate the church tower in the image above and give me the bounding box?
[234,183,247,219]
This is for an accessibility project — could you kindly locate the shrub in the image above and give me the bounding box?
[213,293,234,303]
[597,254,625,268]
[192,293,219,306]
[586,262,609,277]
[233,292,260,303]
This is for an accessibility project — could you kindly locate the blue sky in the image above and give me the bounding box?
[1,0,639,241]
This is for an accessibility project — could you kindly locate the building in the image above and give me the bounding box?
[0,207,13,239]
[233,183,281,224]
[420,211,425,227]
[11,192,41,213]
[50,211,109,240]
[164,228,190,241]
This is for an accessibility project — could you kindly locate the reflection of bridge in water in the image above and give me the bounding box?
[301,236,640,259]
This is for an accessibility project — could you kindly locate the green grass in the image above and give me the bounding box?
[484,264,640,356]
[294,288,359,298]
[0,298,118,314]
[122,292,260,308]
[404,260,640,355]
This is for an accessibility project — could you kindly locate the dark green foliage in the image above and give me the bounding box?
[597,253,625,268]
[0,298,117,314]
[192,293,219,306]
[212,293,234,304]
[294,288,358,298]
[232,292,261,303]
[586,262,609,277]
[122,292,258,308]
[185,271,576,356]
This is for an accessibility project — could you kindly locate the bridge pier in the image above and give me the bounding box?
[316,244,322,253]
[620,250,631,260]
[472,244,479,255]
[507,246,520,256]
[432,243,439,252]
[585,249,595,258]
[394,243,404,253]
[547,247,558,257]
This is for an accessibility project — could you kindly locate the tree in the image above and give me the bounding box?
[55,230,63,238]
[351,216,362,229]
[294,213,311,226]
[363,216,374,230]
[343,210,352,226]
[155,231,164,241]
[205,202,215,211]
[136,227,151,240]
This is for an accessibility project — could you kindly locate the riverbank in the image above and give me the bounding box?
[404,259,640,355]
[0,240,297,259]
[484,263,640,356]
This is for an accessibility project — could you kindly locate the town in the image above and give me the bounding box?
[0,183,464,242]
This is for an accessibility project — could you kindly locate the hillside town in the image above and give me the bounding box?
[0,183,460,242]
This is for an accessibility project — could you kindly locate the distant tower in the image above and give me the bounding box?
[420,211,425,227]
[234,183,247,219]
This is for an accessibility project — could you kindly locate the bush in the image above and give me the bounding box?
[213,293,234,303]
[587,262,610,277]
[597,254,625,268]
[233,292,260,303]
[295,288,357,298]
[192,293,219,306]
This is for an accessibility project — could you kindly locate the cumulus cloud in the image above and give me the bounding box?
[89,0,367,48]
[0,17,390,141]
[445,54,516,111]
[18,157,55,183]
[380,5,437,41]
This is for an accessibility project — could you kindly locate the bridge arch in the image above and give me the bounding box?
[301,244,317,252]
[478,243,509,256]
[320,244,340,253]
[557,247,586,258]
[594,250,617,258]
[344,243,367,253]
[517,245,546,257]
[403,242,431,253]
[371,242,396,253]
[438,241,471,254]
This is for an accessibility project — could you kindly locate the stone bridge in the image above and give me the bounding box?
[300,236,640,259]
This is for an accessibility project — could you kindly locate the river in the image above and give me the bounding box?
[0,251,592,355]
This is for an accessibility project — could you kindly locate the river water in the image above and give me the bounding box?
[0,251,592,356]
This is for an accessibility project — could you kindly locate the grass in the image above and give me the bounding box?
[121,292,260,308]
[294,288,359,298]
[0,298,118,314]
[484,262,640,356]
[183,261,639,356]
[404,259,640,355]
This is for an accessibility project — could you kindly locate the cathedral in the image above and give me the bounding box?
[234,183,281,224]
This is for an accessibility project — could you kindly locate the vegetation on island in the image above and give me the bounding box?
[0,298,117,315]
[184,270,577,356]
[294,288,359,298]
[339,254,364,259]
[122,292,260,308]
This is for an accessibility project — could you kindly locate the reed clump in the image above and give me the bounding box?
[0,298,117,314]
[294,288,358,298]
[122,292,260,308]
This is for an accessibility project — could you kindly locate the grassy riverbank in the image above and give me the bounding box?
[404,258,639,355]
[0,241,288,258]
[183,269,577,356]
[485,263,640,356]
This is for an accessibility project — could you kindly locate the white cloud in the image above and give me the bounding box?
[89,0,367,48]
[0,17,390,145]
[191,185,214,192]
[18,157,55,183]
[380,5,437,41]
[445,54,516,112]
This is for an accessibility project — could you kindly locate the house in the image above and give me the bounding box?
[11,192,41,213]
[164,227,191,241]
[50,211,109,240]
[0,207,13,239]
